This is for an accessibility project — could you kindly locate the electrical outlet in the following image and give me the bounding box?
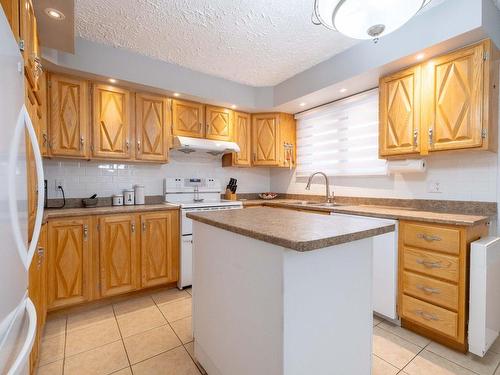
[428,180,442,193]
[55,179,65,192]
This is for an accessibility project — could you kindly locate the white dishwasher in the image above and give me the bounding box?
[331,213,399,321]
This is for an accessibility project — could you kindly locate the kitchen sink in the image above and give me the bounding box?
[304,202,343,208]
[286,201,343,208]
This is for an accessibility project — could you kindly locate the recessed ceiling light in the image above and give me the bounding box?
[108,78,117,84]
[173,93,180,97]
[416,53,425,61]
[299,102,307,107]
[231,105,237,109]
[339,88,347,93]
[45,8,65,20]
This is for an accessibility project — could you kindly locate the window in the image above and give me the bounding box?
[295,89,387,177]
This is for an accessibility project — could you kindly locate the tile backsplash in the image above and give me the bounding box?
[44,152,271,199]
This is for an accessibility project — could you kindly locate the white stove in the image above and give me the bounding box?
[164,178,243,288]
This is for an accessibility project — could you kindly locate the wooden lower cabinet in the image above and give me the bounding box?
[45,210,179,310]
[398,220,488,352]
[99,215,140,297]
[29,223,47,371]
[140,211,179,288]
[47,217,93,310]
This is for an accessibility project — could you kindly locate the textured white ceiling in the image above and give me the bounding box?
[75,0,359,87]
[74,0,498,87]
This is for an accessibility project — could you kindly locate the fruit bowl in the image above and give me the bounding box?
[259,192,278,200]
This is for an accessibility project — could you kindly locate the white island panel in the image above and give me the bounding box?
[192,222,373,375]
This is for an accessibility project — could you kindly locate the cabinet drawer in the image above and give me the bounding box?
[403,271,458,310]
[403,223,460,254]
[402,295,458,338]
[402,247,459,282]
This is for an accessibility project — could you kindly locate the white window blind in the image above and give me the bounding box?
[295,89,387,177]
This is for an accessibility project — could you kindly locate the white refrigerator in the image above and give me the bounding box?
[0,8,45,375]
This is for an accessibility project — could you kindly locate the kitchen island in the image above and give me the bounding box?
[187,207,395,375]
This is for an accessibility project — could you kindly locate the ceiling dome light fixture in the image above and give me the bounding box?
[312,0,433,41]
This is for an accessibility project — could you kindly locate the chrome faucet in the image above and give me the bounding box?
[305,172,334,203]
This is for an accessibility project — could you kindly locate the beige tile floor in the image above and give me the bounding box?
[37,287,500,375]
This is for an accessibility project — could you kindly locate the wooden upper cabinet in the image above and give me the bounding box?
[172,99,205,138]
[49,74,89,158]
[423,43,485,152]
[379,39,498,158]
[379,65,421,156]
[252,113,280,166]
[205,105,233,141]
[99,215,140,297]
[47,217,92,310]
[20,0,40,92]
[232,112,252,166]
[38,71,49,156]
[279,113,296,168]
[1,0,20,41]
[140,211,179,288]
[92,84,132,159]
[135,93,170,162]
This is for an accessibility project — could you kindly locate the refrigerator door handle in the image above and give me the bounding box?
[9,105,45,270]
[24,105,45,269]
[4,297,37,375]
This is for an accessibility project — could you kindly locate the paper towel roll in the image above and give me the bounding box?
[387,159,426,174]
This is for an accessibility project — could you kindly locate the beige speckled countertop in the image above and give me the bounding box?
[187,207,395,251]
[43,203,180,222]
[238,199,489,226]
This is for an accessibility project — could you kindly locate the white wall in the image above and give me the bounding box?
[271,150,498,202]
[44,152,270,199]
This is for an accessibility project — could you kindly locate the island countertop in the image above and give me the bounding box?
[187,206,395,251]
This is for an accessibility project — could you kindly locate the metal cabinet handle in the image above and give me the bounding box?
[37,247,44,269]
[413,130,418,147]
[253,152,256,162]
[416,284,440,294]
[42,133,48,146]
[414,310,439,321]
[142,222,146,232]
[83,224,88,240]
[417,233,442,242]
[126,140,130,150]
[416,259,443,269]
[131,223,135,233]
[137,140,141,150]
[80,136,84,150]
[428,128,433,146]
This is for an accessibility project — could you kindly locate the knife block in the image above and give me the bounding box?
[224,190,237,201]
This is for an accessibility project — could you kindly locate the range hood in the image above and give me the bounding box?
[171,136,240,156]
